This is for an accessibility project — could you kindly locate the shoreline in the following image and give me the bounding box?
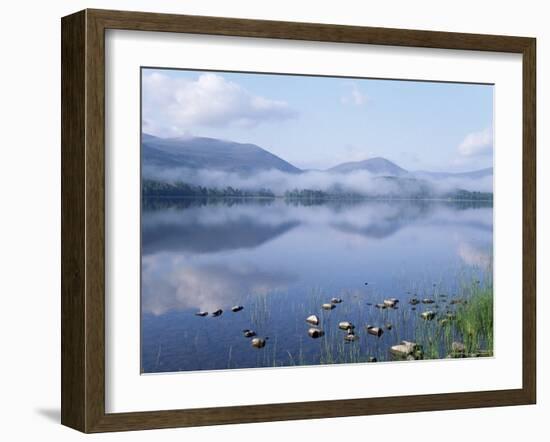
[141,194,494,203]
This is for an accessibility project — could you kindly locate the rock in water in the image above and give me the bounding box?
[195,311,208,317]
[211,309,223,317]
[383,298,399,308]
[344,333,359,342]
[421,311,435,320]
[390,341,424,360]
[308,328,324,338]
[451,341,466,353]
[331,297,343,304]
[450,298,467,305]
[242,329,256,338]
[231,305,244,312]
[322,303,335,310]
[366,326,384,337]
[251,337,267,348]
[338,321,354,331]
[306,315,320,326]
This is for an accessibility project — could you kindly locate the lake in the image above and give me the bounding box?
[141,197,493,373]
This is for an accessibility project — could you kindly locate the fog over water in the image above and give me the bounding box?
[143,165,494,196]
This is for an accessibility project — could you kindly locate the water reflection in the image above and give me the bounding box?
[141,197,493,372]
[142,209,299,255]
[143,198,492,253]
[142,260,297,315]
[458,242,492,267]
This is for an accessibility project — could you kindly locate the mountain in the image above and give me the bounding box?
[141,134,492,199]
[328,157,409,176]
[143,134,491,179]
[142,134,301,174]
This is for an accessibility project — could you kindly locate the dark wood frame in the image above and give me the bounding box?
[61,8,536,433]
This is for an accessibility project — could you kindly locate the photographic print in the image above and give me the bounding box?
[140,68,494,373]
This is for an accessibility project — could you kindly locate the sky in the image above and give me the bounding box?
[142,68,494,173]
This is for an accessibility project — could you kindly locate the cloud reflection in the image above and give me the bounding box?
[142,258,297,315]
[458,242,491,268]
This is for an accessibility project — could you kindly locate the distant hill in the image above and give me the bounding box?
[143,133,491,179]
[142,134,301,174]
[141,133,493,199]
[328,157,409,176]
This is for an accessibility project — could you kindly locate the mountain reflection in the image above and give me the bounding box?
[143,215,299,255]
[332,201,493,239]
[142,198,493,255]
[331,201,432,239]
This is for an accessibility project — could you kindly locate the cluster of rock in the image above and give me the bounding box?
[194,305,244,318]
[192,289,487,361]
[195,304,270,349]
[306,314,324,338]
[305,297,343,338]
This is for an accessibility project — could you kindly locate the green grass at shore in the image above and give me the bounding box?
[453,285,493,355]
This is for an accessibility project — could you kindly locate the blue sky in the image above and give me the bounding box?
[142,68,493,172]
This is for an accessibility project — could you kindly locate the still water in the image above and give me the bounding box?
[141,198,493,373]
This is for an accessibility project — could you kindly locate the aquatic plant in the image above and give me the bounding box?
[453,285,493,355]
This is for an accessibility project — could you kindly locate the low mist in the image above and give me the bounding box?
[143,165,493,196]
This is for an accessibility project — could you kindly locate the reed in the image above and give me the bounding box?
[227,267,493,368]
[453,285,493,355]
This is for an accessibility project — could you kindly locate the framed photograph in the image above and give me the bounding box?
[61,9,536,433]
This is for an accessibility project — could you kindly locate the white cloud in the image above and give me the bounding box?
[458,127,493,157]
[341,83,368,106]
[142,72,297,136]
